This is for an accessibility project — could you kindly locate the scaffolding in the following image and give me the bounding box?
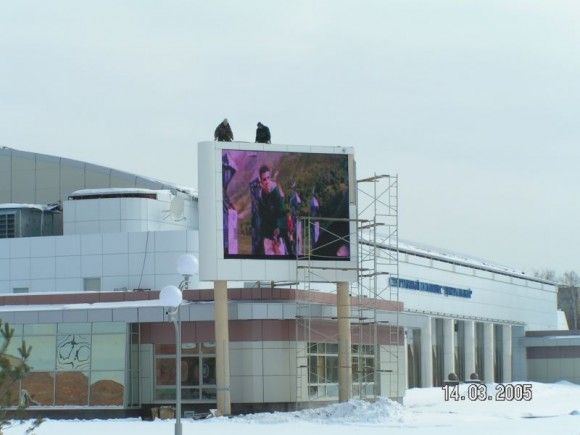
[294,173,400,404]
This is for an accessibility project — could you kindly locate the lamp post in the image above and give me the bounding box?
[159,254,198,435]
[160,285,183,435]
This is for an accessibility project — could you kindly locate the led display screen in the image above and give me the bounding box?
[222,149,350,260]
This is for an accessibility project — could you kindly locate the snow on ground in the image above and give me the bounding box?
[5,382,579,435]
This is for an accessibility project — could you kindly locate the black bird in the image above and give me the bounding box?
[214,118,234,142]
[255,122,271,144]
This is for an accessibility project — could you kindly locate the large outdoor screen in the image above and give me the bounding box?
[222,149,350,260]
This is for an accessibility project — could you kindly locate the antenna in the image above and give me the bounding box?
[163,196,186,221]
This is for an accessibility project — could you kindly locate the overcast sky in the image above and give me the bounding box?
[1,1,579,276]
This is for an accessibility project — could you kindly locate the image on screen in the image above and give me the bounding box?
[222,149,350,260]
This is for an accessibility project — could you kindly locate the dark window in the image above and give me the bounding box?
[0,213,16,238]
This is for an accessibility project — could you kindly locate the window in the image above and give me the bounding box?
[83,278,101,292]
[307,342,375,399]
[13,287,29,294]
[0,213,16,238]
[154,342,217,403]
[9,322,126,407]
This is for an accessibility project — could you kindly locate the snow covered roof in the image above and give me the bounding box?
[0,299,169,312]
[367,236,554,285]
[0,146,197,199]
[0,203,59,212]
[69,188,167,198]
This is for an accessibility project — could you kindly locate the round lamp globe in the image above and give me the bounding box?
[160,285,182,308]
[177,254,199,276]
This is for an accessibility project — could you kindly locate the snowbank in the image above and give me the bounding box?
[225,397,403,425]
[4,382,579,435]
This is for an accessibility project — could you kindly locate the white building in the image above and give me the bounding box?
[0,146,560,417]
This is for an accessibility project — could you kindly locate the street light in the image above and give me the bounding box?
[177,254,199,290]
[159,254,198,435]
[160,284,183,435]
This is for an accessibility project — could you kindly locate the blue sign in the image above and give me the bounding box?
[389,277,472,299]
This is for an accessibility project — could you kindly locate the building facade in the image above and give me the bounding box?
[0,147,562,416]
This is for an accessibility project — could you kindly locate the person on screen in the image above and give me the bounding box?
[255,122,271,144]
[214,118,234,141]
[222,152,237,255]
[289,183,302,256]
[256,165,287,255]
[309,192,321,251]
[310,183,350,259]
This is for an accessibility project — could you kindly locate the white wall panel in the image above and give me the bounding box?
[10,239,30,258]
[81,255,103,276]
[80,234,102,255]
[0,259,9,277]
[0,242,8,259]
[100,220,122,233]
[102,254,129,276]
[30,278,56,293]
[10,258,30,280]
[154,231,186,253]
[30,257,55,279]
[55,277,81,292]
[55,255,81,278]
[0,230,199,294]
[102,233,128,254]
[55,235,81,256]
[30,237,56,257]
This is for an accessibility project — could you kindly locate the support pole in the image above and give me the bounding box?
[337,281,352,402]
[443,318,455,381]
[173,316,182,435]
[464,320,476,381]
[502,325,512,382]
[483,322,494,383]
[214,280,231,415]
[420,317,433,387]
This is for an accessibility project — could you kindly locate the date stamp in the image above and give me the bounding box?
[442,383,533,401]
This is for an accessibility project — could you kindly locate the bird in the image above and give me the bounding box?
[214,118,234,142]
[255,122,271,144]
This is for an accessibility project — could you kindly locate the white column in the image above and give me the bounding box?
[443,319,455,380]
[512,325,527,381]
[502,325,512,382]
[214,280,231,415]
[464,320,476,381]
[420,317,433,387]
[402,330,409,391]
[337,282,352,402]
[483,322,494,383]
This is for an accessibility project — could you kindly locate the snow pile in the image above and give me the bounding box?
[229,397,403,425]
[404,381,580,419]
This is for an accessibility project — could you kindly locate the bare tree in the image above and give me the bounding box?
[561,270,580,287]
[533,269,557,281]
[560,271,579,330]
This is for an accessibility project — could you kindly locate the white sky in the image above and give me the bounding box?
[1,1,579,275]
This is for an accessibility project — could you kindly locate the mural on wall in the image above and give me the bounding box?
[57,334,91,370]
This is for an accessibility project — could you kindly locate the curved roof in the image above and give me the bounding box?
[0,146,196,205]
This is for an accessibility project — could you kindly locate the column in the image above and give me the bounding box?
[483,322,494,383]
[337,282,352,402]
[511,325,527,381]
[420,317,433,387]
[502,325,512,382]
[214,280,231,415]
[443,319,455,380]
[464,320,476,381]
